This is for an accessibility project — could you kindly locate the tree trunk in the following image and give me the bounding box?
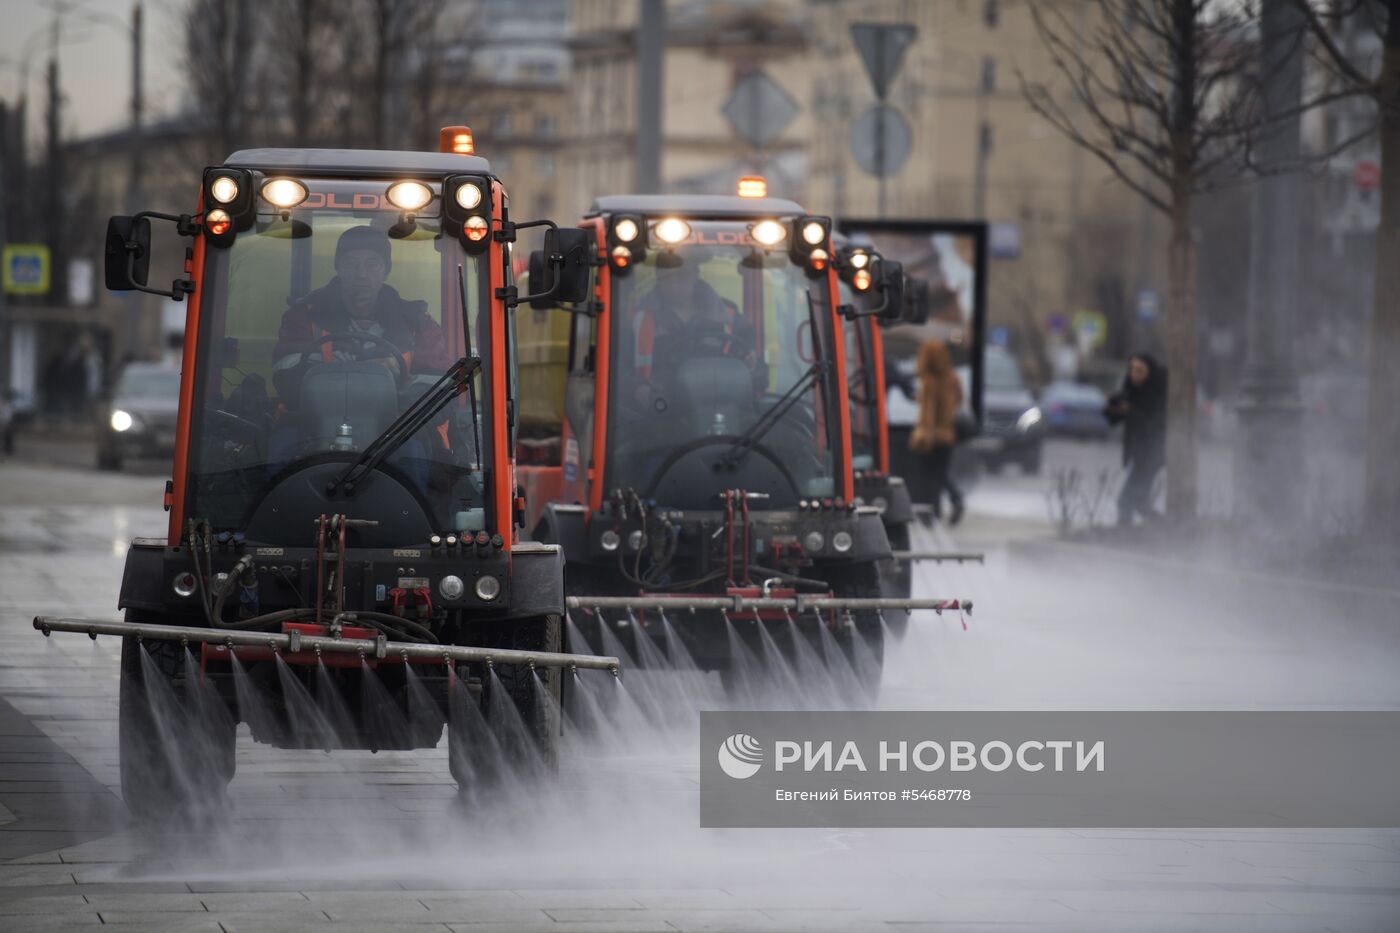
[1364,1,1400,540]
[1165,180,1199,521]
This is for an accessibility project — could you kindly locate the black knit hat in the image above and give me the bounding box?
[335,225,391,273]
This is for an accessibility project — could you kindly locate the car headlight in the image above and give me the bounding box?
[110,410,134,432]
[832,531,854,553]
[600,529,621,552]
[804,530,825,553]
[1017,407,1043,432]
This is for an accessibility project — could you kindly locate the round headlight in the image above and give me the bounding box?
[600,529,621,552]
[627,530,646,551]
[110,410,134,432]
[611,244,632,268]
[172,572,197,598]
[613,218,639,243]
[439,575,465,600]
[653,217,691,244]
[1017,407,1043,432]
[849,250,870,270]
[455,183,483,210]
[803,530,825,553]
[853,268,872,292]
[474,574,501,601]
[261,177,308,209]
[832,531,854,553]
[386,180,433,212]
[751,219,787,246]
[210,175,240,204]
[801,220,826,246]
[809,247,829,271]
[463,215,490,242]
[204,209,232,236]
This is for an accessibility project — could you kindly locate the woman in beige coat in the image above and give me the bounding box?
[908,339,965,525]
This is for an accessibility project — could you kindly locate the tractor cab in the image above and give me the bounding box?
[521,183,960,685]
[39,128,616,820]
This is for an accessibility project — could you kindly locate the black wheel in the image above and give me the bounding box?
[449,614,561,790]
[118,627,236,823]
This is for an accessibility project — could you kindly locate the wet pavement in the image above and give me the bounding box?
[2,443,1400,932]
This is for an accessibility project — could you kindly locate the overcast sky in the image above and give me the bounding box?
[0,0,185,147]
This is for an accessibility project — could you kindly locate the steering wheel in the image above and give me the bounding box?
[301,331,410,385]
[643,435,801,501]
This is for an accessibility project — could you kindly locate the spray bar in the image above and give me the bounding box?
[566,595,971,615]
[32,616,620,674]
[891,551,985,564]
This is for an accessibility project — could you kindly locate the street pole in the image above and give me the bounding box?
[634,0,664,194]
[1235,0,1304,535]
[0,101,10,399]
[124,1,144,360]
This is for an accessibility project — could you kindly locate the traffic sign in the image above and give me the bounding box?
[850,104,912,177]
[1135,289,1160,322]
[1354,159,1380,192]
[3,244,50,296]
[850,22,917,100]
[722,70,800,148]
[1072,308,1108,350]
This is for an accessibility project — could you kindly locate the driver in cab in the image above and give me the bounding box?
[629,253,760,409]
[272,225,451,403]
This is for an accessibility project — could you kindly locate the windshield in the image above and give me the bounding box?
[606,221,839,507]
[118,369,181,398]
[187,178,491,533]
[840,283,878,472]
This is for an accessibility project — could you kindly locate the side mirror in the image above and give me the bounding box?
[515,226,592,309]
[105,215,151,290]
[527,249,554,311]
[877,260,905,322]
[901,275,929,325]
[543,226,592,305]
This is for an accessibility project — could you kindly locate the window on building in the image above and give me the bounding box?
[984,0,999,28]
[495,113,513,136]
[536,113,557,137]
[982,56,996,92]
[536,154,555,177]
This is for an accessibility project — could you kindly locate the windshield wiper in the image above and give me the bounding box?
[326,354,481,496]
[714,360,829,473]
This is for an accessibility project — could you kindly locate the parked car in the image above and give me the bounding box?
[1040,380,1110,438]
[96,363,182,470]
[969,346,1044,474]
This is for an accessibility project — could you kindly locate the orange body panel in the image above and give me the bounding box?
[166,198,207,543]
[825,264,855,502]
[870,321,889,474]
[488,181,514,547]
[585,219,611,515]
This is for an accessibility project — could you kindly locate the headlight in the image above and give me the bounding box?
[848,250,870,270]
[261,177,308,209]
[386,180,433,212]
[454,182,483,210]
[172,572,197,598]
[1017,407,1043,432]
[654,217,691,244]
[600,529,620,552]
[462,215,490,242]
[204,209,232,236]
[110,410,134,432]
[474,574,501,601]
[209,175,240,204]
[613,218,639,242]
[832,531,853,553]
[627,530,646,551]
[751,219,787,246]
[803,530,825,553]
[801,220,826,246]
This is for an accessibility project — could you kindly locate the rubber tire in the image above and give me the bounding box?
[449,614,562,789]
[118,631,236,823]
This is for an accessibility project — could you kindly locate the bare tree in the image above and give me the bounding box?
[183,0,256,159]
[1021,0,1256,521]
[1293,0,1400,540]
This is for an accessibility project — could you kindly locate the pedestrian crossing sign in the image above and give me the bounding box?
[3,244,51,295]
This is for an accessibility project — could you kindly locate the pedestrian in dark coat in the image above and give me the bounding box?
[909,339,965,525]
[1105,353,1167,525]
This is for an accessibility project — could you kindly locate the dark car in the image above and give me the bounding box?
[968,346,1044,474]
[1040,379,1110,438]
[97,363,182,470]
